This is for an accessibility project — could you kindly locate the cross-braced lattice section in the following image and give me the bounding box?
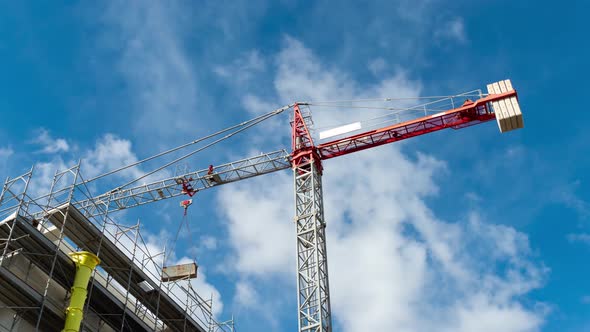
[294,160,331,332]
[74,149,291,218]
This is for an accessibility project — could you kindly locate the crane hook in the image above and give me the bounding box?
[180,199,192,216]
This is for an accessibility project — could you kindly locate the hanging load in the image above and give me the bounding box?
[161,262,198,282]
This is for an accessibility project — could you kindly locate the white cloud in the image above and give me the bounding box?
[435,17,467,43]
[274,36,421,103]
[241,94,279,116]
[368,57,387,75]
[82,133,145,180]
[0,146,14,158]
[447,295,543,332]
[214,50,266,84]
[32,128,70,154]
[217,38,546,331]
[30,157,69,199]
[188,235,219,257]
[557,180,589,220]
[234,280,259,307]
[26,134,166,202]
[102,1,199,140]
[201,235,218,250]
[236,36,422,146]
[218,171,293,277]
[465,191,482,202]
[0,146,13,175]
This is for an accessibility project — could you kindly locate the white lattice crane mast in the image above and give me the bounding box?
[77,79,523,332]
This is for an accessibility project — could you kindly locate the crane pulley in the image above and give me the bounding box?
[176,177,197,197]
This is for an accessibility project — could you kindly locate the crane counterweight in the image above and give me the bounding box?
[487,79,524,133]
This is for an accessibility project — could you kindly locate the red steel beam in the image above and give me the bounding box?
[292,104,324,173]
[317,91,517,160]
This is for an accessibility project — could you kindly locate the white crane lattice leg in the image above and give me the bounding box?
[294,159,332,332]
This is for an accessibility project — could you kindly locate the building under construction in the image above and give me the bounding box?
[0,163,234,331]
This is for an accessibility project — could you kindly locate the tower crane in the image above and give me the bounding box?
[71,79,523,332]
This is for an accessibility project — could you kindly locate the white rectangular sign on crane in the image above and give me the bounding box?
[319,122,362,140]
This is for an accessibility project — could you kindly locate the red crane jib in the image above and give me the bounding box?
[316,90,517,160]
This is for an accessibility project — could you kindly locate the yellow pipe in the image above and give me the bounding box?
[62,251,100,332]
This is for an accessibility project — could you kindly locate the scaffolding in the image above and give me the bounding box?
[0,163,234,332]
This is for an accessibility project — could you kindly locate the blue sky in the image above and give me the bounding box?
[1,1,589,331]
